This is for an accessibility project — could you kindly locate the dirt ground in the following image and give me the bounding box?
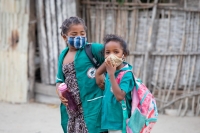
[0,101,199,133]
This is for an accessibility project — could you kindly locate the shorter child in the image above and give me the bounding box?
[96,34,135,133]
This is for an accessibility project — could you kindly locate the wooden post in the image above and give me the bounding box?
[35,0,49,84]
[95,5,100,43]
[127,9,138,68]
[45,0,55,84]
[143,0,158,85]
[50,0,58,84]
[195,4,200,116]
[35,0,78,85]
[178,10,191,116]
[161,10,172,109]
[28,0,36,100]
[100,3,105,44]
[0,0,30,103]
[56,0,65,54]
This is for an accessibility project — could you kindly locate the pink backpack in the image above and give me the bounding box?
[116,71,158,133]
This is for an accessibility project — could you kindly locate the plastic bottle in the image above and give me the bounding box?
[58,83,78,111]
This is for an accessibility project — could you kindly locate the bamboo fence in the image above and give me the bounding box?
[33,0,200,116]
[80,0,200,116]
[35,0,77,85]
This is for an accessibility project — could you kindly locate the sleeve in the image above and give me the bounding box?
[91,42,105,64]
[119,71,135,94]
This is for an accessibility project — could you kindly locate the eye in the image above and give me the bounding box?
[81,31,86,36]
[105,51,110,55]
[69,32,78,36]
[70,34,77,37]
[114,51,119,54]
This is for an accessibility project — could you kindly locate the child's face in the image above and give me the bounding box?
[104,41,124,59]
[63,24,86,41]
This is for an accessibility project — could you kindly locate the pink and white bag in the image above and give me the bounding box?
[116,71,158,133]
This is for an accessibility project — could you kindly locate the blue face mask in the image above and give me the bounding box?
[67,36,87,49]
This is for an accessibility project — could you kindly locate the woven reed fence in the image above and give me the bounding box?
[80,0,200,116]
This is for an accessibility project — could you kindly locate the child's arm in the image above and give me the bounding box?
[95,62,106,90]
[105,59,126,101]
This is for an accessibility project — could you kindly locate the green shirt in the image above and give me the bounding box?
[56,43,104,133]
[101,63,135,130]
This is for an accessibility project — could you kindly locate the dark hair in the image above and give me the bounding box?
[60,16,87,35]
[102,34,129,56]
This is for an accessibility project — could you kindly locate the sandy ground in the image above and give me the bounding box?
[0,101,200,133]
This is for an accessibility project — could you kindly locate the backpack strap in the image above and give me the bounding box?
[116,70,132,133]
[121,100,128,133]
[84,43,100,68]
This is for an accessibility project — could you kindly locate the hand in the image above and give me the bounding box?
[56,87,68,106]
[99,81,105,90]
[105,58,116,76]
[97,74,105,90]
[95,72,105,90]
[95,63,106,90]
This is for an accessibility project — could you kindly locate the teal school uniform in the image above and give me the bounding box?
[101,63,135,130]
[56,43,104,133]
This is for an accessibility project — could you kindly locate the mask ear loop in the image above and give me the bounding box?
[122,54,125,61]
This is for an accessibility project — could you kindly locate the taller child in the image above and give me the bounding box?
[56,16,105,133]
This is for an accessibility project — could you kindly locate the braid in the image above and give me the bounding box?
[60,16,87,35]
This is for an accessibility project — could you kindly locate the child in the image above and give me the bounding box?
[56,16,105,133]
[95,34,135,133]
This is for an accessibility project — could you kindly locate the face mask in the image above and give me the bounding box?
[105,54,124,67]
[67,36,87,49]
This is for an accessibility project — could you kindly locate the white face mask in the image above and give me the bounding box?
[105,54,124,67]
